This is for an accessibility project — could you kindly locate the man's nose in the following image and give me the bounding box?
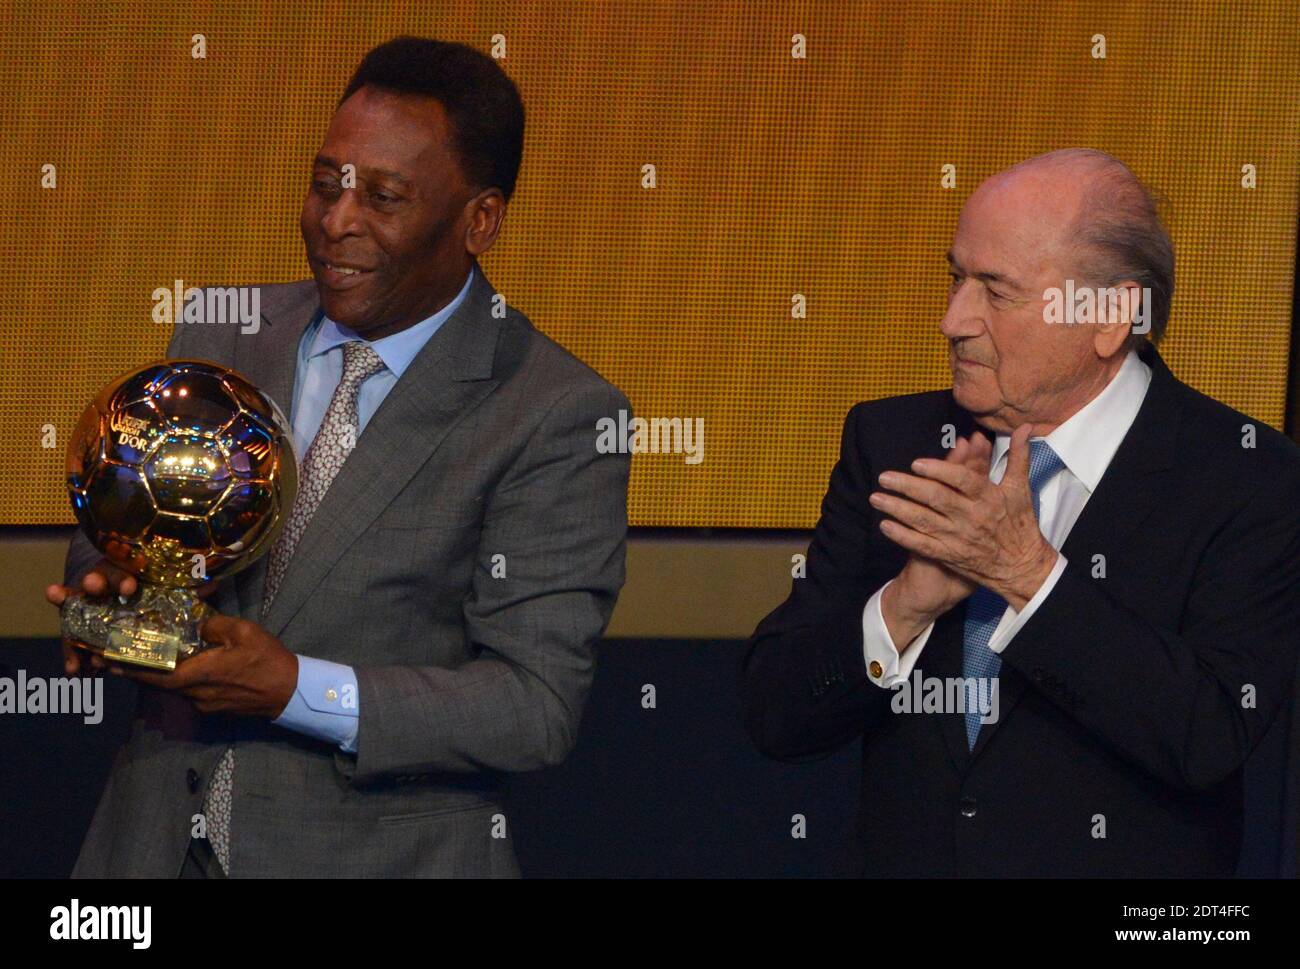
[320,189,365,239]
[940,280,985,340]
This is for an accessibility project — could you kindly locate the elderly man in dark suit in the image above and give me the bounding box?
[47,37,630,878]
[743,148,1300,877]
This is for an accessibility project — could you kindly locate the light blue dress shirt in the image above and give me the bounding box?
[270,267,475,753]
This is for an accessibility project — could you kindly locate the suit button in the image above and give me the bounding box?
[960,796,977,818]
[869,660,883,679]
[186,768,200,793]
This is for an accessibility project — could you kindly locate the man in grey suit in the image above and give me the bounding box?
[45,37,630,877]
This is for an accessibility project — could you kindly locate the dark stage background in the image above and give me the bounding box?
[2,636,1294,879]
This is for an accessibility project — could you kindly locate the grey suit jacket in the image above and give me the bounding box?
[66,265,631,877]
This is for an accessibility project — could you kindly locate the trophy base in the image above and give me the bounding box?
[60,584,215,671]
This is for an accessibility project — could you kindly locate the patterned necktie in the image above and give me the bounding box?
[961,439,1066,750]
[203,340,385,874]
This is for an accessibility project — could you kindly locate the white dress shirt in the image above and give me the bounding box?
[862,349,1153,686]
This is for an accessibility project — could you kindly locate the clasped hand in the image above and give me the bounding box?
[870,424,1058,612]
[45,565,297,719]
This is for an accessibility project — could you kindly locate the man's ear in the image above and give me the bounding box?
[1093,279,1141,360]
[464,189,507,257]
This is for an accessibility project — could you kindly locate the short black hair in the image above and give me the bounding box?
[340,36,525,201]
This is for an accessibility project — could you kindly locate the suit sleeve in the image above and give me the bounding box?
[740,403,901,761]
[344,381,631,782]
[1001,461,1300,793]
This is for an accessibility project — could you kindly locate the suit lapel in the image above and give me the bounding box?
[964,341,1183,761]
[227,283,318,623]
[235,288,317,445]
[230,267,504,637]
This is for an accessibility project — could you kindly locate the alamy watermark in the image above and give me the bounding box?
[0,670,102,724]
[50,899,150,949]
[890,671,1000,725]
[596,409,704,465]
[152,279,262,334]
[1042,280,1151,335]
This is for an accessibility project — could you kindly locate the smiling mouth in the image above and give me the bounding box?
[316,260,375,289]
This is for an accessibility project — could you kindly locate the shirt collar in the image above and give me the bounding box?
[988,349,1153,492]
[307,266,476,380]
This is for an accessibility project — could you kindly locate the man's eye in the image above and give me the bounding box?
[987,289,1008,302]
[372,192,399,204]
[313,179,340,194]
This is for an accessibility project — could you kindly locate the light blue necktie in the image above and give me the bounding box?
[962,439,1066,749]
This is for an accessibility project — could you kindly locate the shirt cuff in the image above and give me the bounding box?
[862,580,934,688]
[272,656,360,753]
[989,552,1068,653]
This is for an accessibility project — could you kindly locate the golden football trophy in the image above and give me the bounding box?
[61,360,297,670]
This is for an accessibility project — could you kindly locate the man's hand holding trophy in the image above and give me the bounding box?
[45,360,297,676]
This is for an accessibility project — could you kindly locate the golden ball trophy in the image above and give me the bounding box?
[60,360,297,670]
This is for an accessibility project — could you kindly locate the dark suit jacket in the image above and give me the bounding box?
[742,341,1300,877]
[67,265,631,877]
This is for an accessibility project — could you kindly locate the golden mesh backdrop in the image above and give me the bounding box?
[4,0,1297,527]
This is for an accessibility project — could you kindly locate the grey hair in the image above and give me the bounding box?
[1012,149,1175,347]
